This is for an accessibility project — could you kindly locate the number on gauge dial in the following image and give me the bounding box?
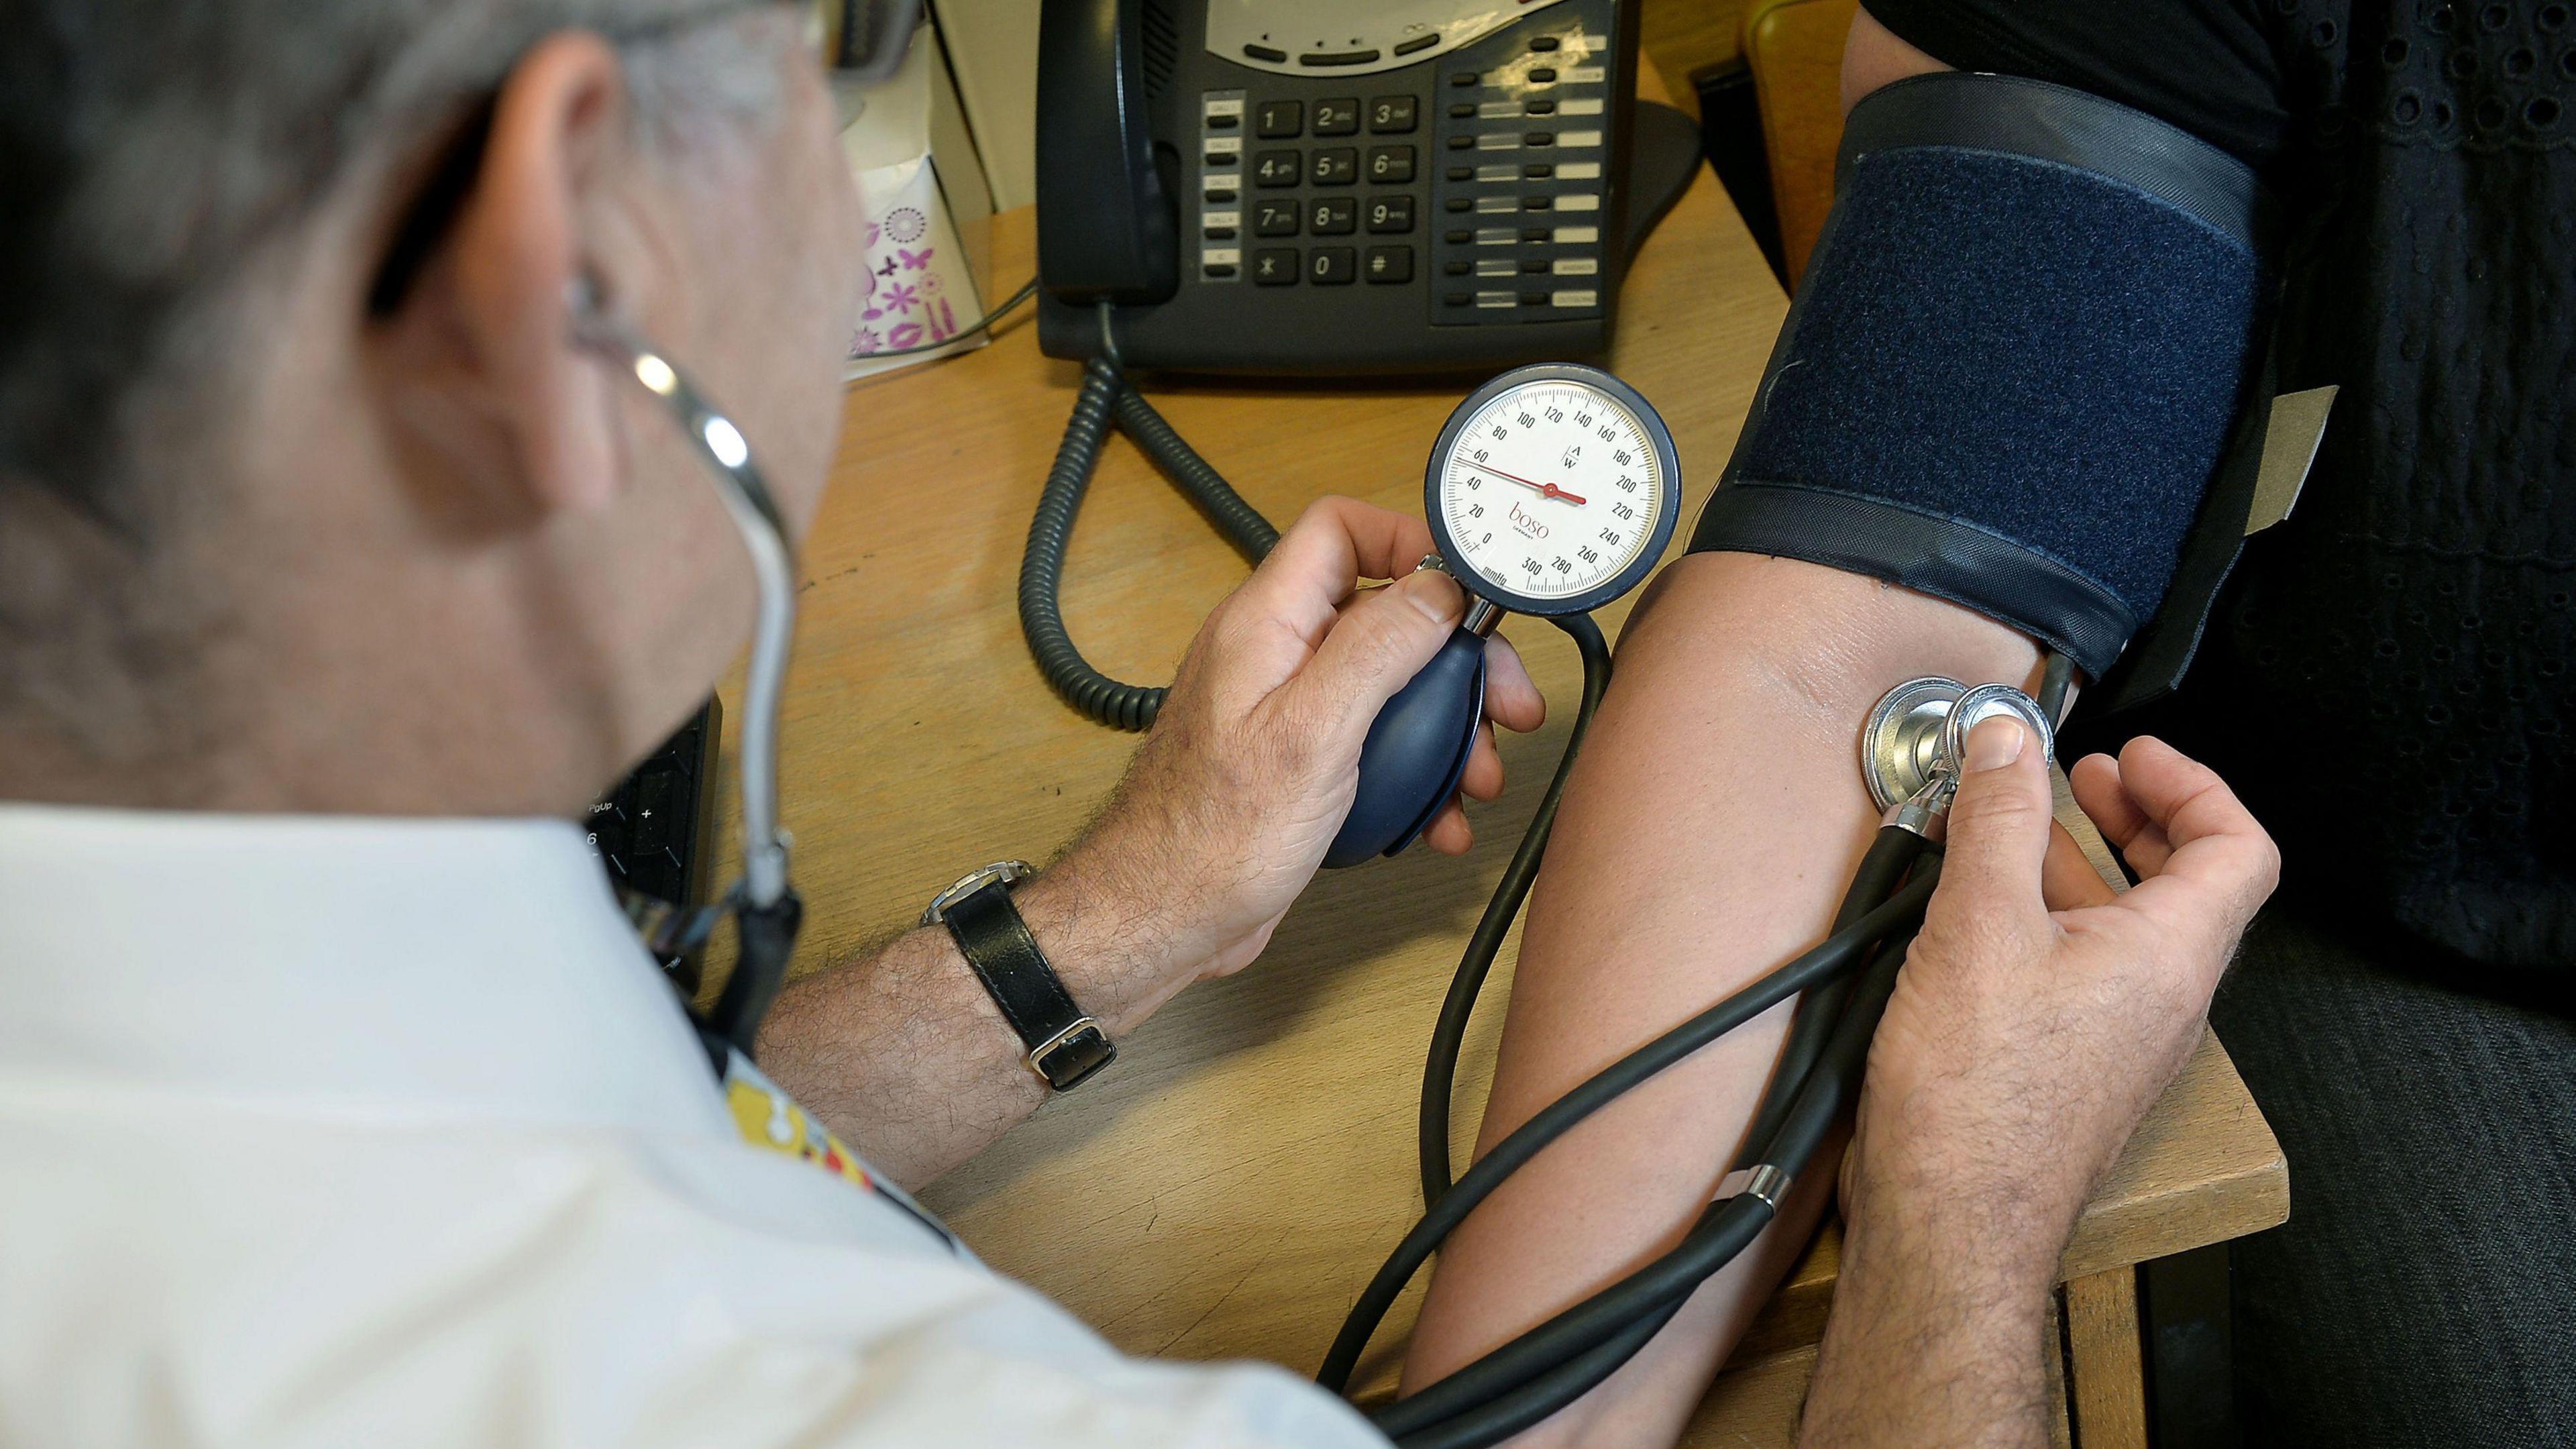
[1440,382,1664,601]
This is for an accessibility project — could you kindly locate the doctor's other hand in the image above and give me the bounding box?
[1067,496,1544,989]
[1840,725,2279,1287]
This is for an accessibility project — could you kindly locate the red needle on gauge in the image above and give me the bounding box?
[1476,464,1587,506]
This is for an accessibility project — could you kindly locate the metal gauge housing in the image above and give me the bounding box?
[1425,364,1681,616]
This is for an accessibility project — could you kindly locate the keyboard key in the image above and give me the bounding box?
[1313,98,1360,135]
[1309,197,1356,234]
[1366,195,1415,233]
[1395,32,1440,56]
[1254,199,1299,236]
[1364,246,1413,284]
[1256,99,1303,138]
[1368,96,1418,132]
[1252,247,1297,285]
[1252,150,1300,186]
[632,767,680,853]
[1366,145,1415,183]
[1311,147,1358,184]
[1308,247,1357,284]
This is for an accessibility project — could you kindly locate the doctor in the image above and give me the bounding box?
[0,2,2275,1446]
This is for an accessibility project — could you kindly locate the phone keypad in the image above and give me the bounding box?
[1192,0,1612,307]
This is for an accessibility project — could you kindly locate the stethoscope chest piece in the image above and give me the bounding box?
[1860,676,2055,810]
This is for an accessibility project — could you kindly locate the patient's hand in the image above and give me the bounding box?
[1845,725,2279,1262]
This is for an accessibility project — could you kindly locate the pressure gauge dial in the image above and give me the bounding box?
[1426,364,1682,617]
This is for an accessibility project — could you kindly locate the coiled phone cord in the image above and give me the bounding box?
[1019,309,1281,729]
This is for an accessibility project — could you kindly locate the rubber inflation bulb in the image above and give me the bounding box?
[1324,627,1489,869]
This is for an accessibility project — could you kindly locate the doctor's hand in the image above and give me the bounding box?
[1839,726,2279,1290]
[1061,497,1545,991]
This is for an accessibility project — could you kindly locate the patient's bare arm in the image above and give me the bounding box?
[1401,551,2039,1445]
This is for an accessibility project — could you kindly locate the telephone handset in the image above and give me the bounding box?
[1034,0,1697,373]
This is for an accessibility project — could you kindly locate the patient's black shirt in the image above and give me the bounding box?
[1863,0,2576,976]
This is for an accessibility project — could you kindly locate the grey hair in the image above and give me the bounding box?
[0,0,792,523]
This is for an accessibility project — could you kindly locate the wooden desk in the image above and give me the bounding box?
[722,123,2286,1447]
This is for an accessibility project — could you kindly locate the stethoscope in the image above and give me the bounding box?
[589,299,2073,1447]
[569,284,804,1079]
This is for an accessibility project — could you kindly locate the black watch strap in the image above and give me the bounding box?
[938,880,1116,1091]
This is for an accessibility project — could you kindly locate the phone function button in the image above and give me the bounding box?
[1242,44,1287,64]
[1396,32,1441,56]
[1530,36,1563,52]
[1445,290,1474,307]
[1204,150,1241,168]
[1449,70,1483,88]
[1444,228,1474,244]
[1252,248,1298,286]
[1445,260,1473,276]
[1367,145,1415,183]
[1445,197,1475,213]
[1447,164,1477,181]
[1201,265,1238,280]
[1364,246,1413,284]
[1309,247,1358,284]
[1521,227,1550,241]
[1368,97,1417,132]
[1253,200,1300,237]
[1255,100,1303,138]
[1528,67,1559,84]
[1525,99,1558,116]
[1446,134,1477,151]
[1202,226,1239,241]
[1205,113,1240,130]
[1519,256,1550,272]
[1309,197,1357,235]
[1519,289,1550,307]
[1366,195,1415,233]
[1524,163,1554,179]
[1525,131,1555,148]
[1299,49,1380,67]
[1252,150,1301,187]
[1312,99,1361,135]
[1310,148,1358,185]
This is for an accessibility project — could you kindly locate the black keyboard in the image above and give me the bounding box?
[589,699,721,983]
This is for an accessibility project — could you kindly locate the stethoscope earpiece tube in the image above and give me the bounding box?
[570,284,804,1063]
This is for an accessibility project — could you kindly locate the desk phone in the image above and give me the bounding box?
[1034,0,1695,374]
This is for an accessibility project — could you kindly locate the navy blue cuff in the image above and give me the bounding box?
[1689,480,2139,679]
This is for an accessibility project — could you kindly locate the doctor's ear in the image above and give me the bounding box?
[367,31,659,517]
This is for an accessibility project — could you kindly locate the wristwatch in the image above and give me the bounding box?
[921,861,1116,1091]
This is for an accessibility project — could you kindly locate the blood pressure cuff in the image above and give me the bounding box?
[1690,72,2275,682]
